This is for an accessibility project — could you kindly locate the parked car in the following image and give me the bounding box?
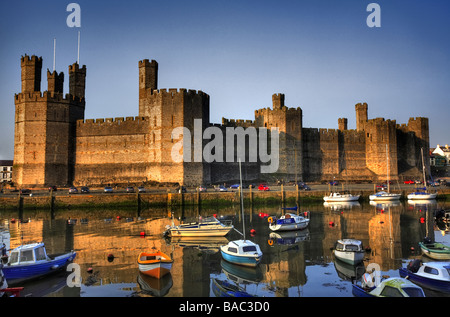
[229,184,240,189]
[80,186,90,193]
[329,181,339,186]
[300,184,311,191]
[69,187,78,194]
[104,186,113,193]
[198,185,207,192]
[48,186,57,192]
[404,180,414,184]
[177,186,187,193]
[376,184,387,190]
[126,186,135,193]
[258,184,270,191]
[138,186,146,193]
[215,185,228,192]
[19,189,31,194]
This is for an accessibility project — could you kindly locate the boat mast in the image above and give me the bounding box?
[421,148,427,192]
[386,144,390,193]
[239,159,246,241]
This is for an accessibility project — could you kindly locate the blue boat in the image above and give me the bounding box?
[211,278,254,297]
[2,242,76,285]
[352,276,425,297]
[399,259,450,294]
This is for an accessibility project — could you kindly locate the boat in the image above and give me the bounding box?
[370,145,401,201]
[352,275,425,297]
[137,251,173,279]
[333,239,365,265]
[137,271,173,297]
[2,242,76,285]
[399,259,450,293]
[419,238,450,260]
[407,148,437,200]
[369,191,401,201]
[323,192,360,202]
[220,159,263,268]
[163,216,233,237]
[281,206,298,211]
[268,212,310,232]
[211,278,255,297]
[0,263,8,297]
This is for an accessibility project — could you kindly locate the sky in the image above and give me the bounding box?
[0,0,449,160]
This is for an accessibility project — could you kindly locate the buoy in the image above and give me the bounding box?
[140,231,146,236]
[116,216,121,220]
[268,217,274,223]
[420,217,425,223]
[410,247,415,252]
[268,239,274,246]
[250,229,256,235]
[213,214,217,218]
[107,254,115,262]
[87,267,93,273]
[329,221,335,227]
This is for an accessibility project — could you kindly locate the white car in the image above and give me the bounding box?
[104,186,113,193]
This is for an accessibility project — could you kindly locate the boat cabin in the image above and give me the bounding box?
[416,262,450,281]
[8,243,48,266]
[224,240,262,256]
[335,239,363,252]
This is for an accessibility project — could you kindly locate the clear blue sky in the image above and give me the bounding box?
[0,0,449,160]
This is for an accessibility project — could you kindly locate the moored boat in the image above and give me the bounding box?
[399,259,450,294]
[2,242,76,285]
[220,240,262,268]
[323,192,360,202]
[137,251,173,279]
[369,191,401,201]
[352,275,425,297]
[268,212,310,232]
[407,148,437,200]
[163,216,233,237]
[333,239,365,265]
[419,239,450,260]
[211,278,255,297]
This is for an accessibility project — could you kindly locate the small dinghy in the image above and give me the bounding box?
[138,251,173,279]
[268,212,310,232]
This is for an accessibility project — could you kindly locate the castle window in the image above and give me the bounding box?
[152,133,155,144]
[154,116,157,126]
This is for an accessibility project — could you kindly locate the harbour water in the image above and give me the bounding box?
[1,199,449,297]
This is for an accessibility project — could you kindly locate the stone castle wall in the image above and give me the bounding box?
[13,54,430,187]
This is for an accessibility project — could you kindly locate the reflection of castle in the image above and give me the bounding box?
[13,55,429,187]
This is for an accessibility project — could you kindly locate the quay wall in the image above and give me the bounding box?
[1,188,449,211]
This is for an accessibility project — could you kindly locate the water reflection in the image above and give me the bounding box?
[0,199,449,297]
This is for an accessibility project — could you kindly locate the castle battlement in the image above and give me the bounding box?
[77,116,146,126]
[21,54,42,65]
[149,88,209,98]
[14,91,84,104]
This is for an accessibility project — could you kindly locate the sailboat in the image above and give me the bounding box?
[407,148,437,200]
[220,160,262,267]
[370,145,401,201]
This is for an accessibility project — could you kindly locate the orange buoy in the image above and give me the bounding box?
[250,229,256,235]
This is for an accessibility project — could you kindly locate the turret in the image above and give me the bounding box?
[355,103,368,132]
[21,55,42,93]
[47,70,64,94]
[139,59,158,117]
[69,63,86,100]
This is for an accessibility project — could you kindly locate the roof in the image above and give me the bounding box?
[0,160,13,166]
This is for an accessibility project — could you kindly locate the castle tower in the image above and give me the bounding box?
[69,63,86,100]
[255,93,303,181]
[47,70,64,94]
[139,59,158,117]
[13,55,86,187]
[338,118,348,131]
[355,103,368,132]
[21,55,42,93]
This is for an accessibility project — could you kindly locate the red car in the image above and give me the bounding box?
[404,180,414,184]
[258,184,270,191]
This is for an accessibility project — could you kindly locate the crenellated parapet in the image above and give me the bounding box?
[14,91,85,105]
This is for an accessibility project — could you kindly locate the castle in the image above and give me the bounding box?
[13,54,430,187]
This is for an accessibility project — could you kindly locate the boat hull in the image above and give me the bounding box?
[2,252,76,285]
[334,250,364,265]
[369,194,401,201]
[352,284,376,297]
[168,226,232,237]
[419,242,450,260]
[220,248,261,268]
[324,195,360,202]
[211,278,254,297]
[269,220,309,232]
[138,252,173,279]
[399,267,450,293]
[407,193,437,200]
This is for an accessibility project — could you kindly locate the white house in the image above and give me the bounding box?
[432,144,450,166]
[0,160,13,183]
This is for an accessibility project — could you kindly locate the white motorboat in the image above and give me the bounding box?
[333,239,365,265]
[407,148,437,200]
[324,192,360,202]
[268,212,310,232]
[163,216,233,237]
[399,259,450,293]
[369,191,402,201]
[220,159,262,267]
